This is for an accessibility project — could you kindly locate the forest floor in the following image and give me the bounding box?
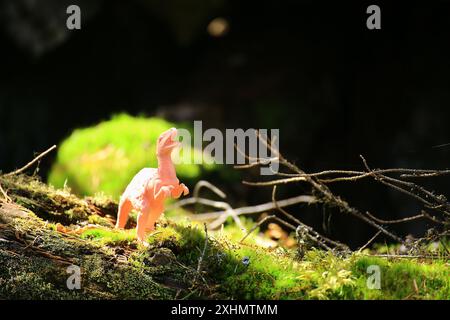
[0,174,448,300]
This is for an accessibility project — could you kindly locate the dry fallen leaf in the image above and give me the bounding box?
[55,223,69,233]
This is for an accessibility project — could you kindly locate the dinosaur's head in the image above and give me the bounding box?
[156,127,180,157]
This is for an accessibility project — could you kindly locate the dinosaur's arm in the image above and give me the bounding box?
[152,179,174,200]
[171,183,189,199]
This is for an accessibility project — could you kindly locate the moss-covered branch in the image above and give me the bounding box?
[0,200,208,299]
[0,174,448,300]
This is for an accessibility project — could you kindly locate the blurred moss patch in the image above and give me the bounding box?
[48,113,216,198]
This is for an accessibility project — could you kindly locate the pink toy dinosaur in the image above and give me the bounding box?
[115,128,189,245]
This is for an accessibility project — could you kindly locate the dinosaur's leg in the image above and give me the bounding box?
[136,210,149,244]
[145,215,157,233]
[116,198,132,229]
[144,207,163,233]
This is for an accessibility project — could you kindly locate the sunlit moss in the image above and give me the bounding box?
[48,113,216,198]
[348,255,450,299]
[2,175,448,300]
[80,228,136,246]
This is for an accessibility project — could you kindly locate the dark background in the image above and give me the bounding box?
[1,0,449,246]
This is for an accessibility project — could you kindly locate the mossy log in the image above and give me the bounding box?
[0,175,207,300]
[1,174,448,300]
[0,174,117,225]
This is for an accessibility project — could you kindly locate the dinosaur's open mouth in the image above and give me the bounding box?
[165,129,181,149]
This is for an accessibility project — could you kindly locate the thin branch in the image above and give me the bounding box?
[251,167,450,184]
[359,155,450,217]
[366,254,449,260]
[244,174,405,243]
[184,132,448,253]
[243,176,307,187]
[193,180,226,200]
[365,211,443,225]
[401,170,450,178]
[240,215,298,244]
[358,231,382,252]
[170,195,317,220]
[174,181,246,232]
[272,185,349,251]
[271,186,302,225]
[234,158,279,170]
[196,224,209,274]
[5,145,57,177]
[239,214,277,244]
[0,183,11,203]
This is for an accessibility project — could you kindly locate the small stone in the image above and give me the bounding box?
[115,247,125,255]
[399,244,408,254]
[148,248,176,266]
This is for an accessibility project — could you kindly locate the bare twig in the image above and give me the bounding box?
[358,231,382,252]
[271,186,301,225]
[179,132,448,254]
[196,224,209,275]
[272,185,349,251]
[172,181,246,232]
[239,133,411,245]
[240,214,298,244]
[359,155,450,217]
[171,195,317,220]
[193,180,226,200]
[365,211,444,225]
[243,176,307,187]
[5,145,57,177]
[244,169,405,243]
[240,214,277,244]
[0,183,11,203]
[366,254,449,260]
[401,170,450,179]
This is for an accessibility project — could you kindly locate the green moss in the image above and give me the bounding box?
[147,226,182,247]
[0,205,182,300]
[0,174,110,226]
[80,228,137,246]
[217,246,303,299]
[81,254,174,300]
[1,178,448,300]
[48,113,216,198]
[348,256,450,299]
[3,211,449,300]
[371,240,450,256]
[0,251,84,300]
[124,219,449,300]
